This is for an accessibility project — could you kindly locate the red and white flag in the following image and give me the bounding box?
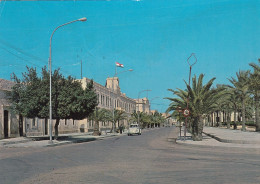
[115,62,124,68]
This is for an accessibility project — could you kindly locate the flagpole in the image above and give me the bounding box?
[115,63,117,76]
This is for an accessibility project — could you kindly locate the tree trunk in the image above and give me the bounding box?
[211,113,214,127]
[54,118,60,140]
[241,99,246,131]
[112,121,116,133]
[227,112,231,129]
[255,94,260,132]
[234,106,237,130]
[19,114,23,136]
[93,120,100,136]
[192,116,203,141]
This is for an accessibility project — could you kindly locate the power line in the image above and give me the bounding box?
[0,39,75,76]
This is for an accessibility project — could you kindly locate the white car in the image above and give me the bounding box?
[128,123,142,136]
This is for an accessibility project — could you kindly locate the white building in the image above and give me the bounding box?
[79,77,136,132]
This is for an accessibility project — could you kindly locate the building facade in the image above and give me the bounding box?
[79,77,136,132]
[0,76,138,138]
[135,97,150,114]
[0,78,79,139]
[0,79,19,139]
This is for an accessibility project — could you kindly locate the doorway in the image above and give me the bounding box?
[4,110,8,138]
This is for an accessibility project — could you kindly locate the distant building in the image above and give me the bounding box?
[135,97,150,114]
[78,77,136,132]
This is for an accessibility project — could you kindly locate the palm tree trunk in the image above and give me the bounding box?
[234,106,237,129]
[192,116,203,141]
[19,114,23,136]
[227,112,231,129]
[93,120,100,136]
[242,99,246,131]
[211,112,214,127]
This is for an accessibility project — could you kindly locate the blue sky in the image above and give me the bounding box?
[0,0,259,112]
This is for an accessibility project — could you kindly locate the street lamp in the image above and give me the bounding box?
[137,89,151,127]
[184,53,197,140]
[177,106,183,138]
[149,96,159,110]
[49,17,87,143]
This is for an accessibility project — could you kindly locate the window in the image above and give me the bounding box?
[65,119,67,126]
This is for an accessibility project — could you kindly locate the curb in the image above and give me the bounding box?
[0,138,33,146]
[203,132,260,145]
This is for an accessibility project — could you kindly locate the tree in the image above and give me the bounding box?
[151,111,165,127]
[165,88,189,129]
[130,111,149,128]
[186,74,225,140]
[249,59,260,131]
[227,70,250,131]
[9,74,25,136]
[89,108,108,136]
[166,74,224,141]
[10,66,98,139]
[113,109,127,130]
[10,67,46,119]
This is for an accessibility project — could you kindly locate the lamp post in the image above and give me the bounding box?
[48,17,87,143]
[184,53,197,141]
[149,96,159,111]
[137,89,151,127]
[111,68,133,133]
[177,106,183,138]
[149,97,159,128]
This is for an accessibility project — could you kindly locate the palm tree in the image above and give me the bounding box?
[89,108,108,136]
[210,84,230,127]
[152,111,165,127]
[227,70,250,131]
[186,74,225,140]
[113,109,127,131]
[130,111,149,128]
[166,74,224,141]
[249,59,260,131]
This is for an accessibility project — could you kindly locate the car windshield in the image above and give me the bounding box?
[130,125,138,128]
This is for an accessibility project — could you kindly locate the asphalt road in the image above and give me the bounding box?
[0,127,260,184]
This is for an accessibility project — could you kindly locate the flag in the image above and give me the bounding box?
[115,62,124,68]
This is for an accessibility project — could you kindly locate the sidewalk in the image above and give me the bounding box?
[173,126,260,149]
[203,127,260,144]
[0,131,126,148]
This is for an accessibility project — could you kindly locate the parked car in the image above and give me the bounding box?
[128,123,142,136]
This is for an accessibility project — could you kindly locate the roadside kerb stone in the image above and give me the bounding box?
[0,132,125,148]
[203,127,260,145]
[0,137,33,147]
